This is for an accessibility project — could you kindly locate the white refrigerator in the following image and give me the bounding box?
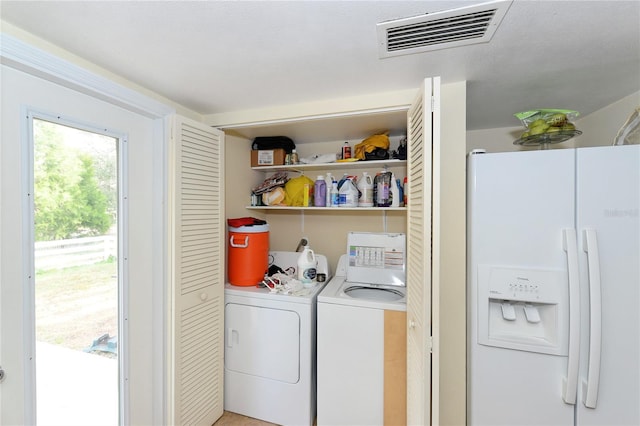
[467,145,639,425]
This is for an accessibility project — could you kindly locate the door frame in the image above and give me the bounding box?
[25,110,130,424]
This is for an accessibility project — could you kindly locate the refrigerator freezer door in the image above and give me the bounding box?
[468,150,576,425]
[576,145,640,425]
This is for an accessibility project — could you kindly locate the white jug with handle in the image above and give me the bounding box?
[324,173,334,206]
[297,245,317,285]
[357,172,374,207]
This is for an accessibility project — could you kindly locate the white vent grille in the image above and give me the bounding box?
[377,0,511,58]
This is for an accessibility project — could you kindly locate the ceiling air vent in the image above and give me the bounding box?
[377,0,512,58]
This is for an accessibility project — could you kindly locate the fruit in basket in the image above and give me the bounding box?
[528,119,547,129]
[530,123,550,135]
[547,113,568,126]
[515,110,580,144]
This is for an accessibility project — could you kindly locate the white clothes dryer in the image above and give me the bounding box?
[224,251,330,426]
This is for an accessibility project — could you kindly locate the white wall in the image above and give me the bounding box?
[577,91,640,147]
[467,90,640,153]
[436,81,467,426]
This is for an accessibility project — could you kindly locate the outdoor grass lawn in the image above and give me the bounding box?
[36,260,117,353]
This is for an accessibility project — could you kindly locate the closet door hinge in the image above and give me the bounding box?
[427,335,433,354]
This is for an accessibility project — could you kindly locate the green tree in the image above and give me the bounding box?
[76,154,111,236]
[34,123,81,240]
[34,120,114,241]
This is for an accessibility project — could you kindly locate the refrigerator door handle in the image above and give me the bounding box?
[562,228,581,404]
[582,229,602,409]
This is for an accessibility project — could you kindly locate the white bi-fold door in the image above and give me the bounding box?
[169,116,225,426]
[406,76,439,426]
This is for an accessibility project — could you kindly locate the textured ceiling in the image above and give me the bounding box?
[1,0,639,130]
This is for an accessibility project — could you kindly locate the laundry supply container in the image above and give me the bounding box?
[227,218,269,286]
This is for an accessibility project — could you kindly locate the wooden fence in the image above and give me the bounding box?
[35,235,117,271]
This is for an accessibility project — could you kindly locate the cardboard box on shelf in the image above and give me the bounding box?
[251,149,286,167]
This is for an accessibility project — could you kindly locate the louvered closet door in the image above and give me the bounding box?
[170,116,225,426]
[406,77,438,425]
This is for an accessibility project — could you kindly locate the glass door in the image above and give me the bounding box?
[32,117,121,426]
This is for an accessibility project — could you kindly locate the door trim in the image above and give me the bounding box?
[24,110,130,424]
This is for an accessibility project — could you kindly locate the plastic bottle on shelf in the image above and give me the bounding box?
[342,141,351,159]
[297,245,317,285]
[390,172,400,207]
[314,176,326,207]
[357,172,374,207]
[303,182,311,206]
[339,177,358,207]
[375,170,392,207]
[337,173,349,190]
[330,181,340,207]
[324,173,334,206]
[291,149,299,164]
[373,172,380,206]
[403,176,408,206]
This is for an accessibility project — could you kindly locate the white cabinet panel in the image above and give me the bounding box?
[317,302,384,425]
[225,303,300,384]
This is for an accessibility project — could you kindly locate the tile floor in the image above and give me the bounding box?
[214,411,278,426]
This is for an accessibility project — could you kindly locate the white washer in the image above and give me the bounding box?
[224,251,330,426]
[317,233,406,426]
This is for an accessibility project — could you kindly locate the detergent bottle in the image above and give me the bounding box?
[339,177,358,207]
[314,176,326,207]
[297,245,317,285]
[324,173,334,206]
[357,172,374,207]
[375,170,392,207]
[330,181,340,207]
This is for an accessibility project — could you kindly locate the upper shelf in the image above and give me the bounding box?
[252,159,407,172]
[245,206,406,211]
[221,108,408,145]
